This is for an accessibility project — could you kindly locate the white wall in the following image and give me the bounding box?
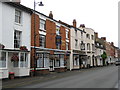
[0,2,2,43]
[2,3,31,51]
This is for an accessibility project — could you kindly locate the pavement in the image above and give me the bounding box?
[1,65,117,89]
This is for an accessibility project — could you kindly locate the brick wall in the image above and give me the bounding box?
[46,19,56,49]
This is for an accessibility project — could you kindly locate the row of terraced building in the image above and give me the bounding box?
[0,2,119,79]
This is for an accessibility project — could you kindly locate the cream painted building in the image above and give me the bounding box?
[79,24,95,67]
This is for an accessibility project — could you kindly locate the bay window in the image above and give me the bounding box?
[0,52,6,68]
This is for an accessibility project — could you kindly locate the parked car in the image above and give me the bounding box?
[115,60,120,66]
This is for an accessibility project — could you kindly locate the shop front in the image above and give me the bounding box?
[0,49,30,79]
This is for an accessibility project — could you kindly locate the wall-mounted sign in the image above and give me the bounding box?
[56,35,61,45]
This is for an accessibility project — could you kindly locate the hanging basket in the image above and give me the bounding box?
[11,53,19,62]
[0,43,5,49]
[20,46,28,51]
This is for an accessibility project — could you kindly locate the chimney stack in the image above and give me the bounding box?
[49,11,53,19]
[101,37,106,41]
[73,19,76,28]
[80,24,85,28]
[13,0,21,4]
[111,42,114,46]
[95,32,98,38]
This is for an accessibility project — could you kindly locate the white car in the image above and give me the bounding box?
[115,60,120,66]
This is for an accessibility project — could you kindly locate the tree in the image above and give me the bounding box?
[101,52,107,66]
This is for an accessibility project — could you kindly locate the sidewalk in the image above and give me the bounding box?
[2,65,113,89]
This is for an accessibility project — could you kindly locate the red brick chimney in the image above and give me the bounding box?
[73,19,76,28]
[49,11,53,19]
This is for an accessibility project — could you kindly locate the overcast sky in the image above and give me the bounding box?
[21,0,119,47]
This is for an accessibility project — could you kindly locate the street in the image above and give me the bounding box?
[21,65,118,88]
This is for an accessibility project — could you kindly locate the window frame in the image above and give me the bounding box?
[39,34,46,48]
[15,9,22,24]
[14,30,21,49]
[40,19,46,31]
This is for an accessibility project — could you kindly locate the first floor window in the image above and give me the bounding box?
[40,35,46,48]
[14,30,21,48]
[66,42,69,50]
[0,52,6,68]
[75,39,78,48]
[56,44,61,49]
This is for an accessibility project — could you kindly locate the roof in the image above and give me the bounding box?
[5,2,33,14]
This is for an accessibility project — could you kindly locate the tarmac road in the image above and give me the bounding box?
[22,65,118,88]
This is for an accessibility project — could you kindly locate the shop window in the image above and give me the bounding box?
[0,52,6,68]
[20,53,28,67]
[60,55,64,66]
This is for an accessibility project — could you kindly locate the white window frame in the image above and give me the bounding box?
[56,26,60,35]
[40,35,46,48]
[15,9,22,24]
[40,19,46,31]
[0,52,7,69]
[14,30,21,48]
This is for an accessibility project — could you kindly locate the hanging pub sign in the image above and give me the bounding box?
[56,35,62,45]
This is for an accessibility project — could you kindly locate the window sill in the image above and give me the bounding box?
[14,22,23,26]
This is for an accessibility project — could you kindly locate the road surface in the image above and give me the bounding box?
[22,65,118,88]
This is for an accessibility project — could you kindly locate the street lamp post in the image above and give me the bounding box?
[33,0,44,76]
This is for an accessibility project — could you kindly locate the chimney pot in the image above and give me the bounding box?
[49,11,53,19]
[73,19,76,28]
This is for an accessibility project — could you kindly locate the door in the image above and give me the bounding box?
[49,59,54,71]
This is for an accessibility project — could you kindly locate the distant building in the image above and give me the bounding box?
[94,32,106,66]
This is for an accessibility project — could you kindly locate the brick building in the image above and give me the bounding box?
[31,11,71,74]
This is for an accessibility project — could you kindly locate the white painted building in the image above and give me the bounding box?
[69,20,87,70]
[79,24,95,67]
[0,2,32,79]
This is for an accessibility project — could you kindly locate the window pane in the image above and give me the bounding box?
[15,10,21,23]
[20,53,24,67]
[0,52,6,68]
[14,30,21,48]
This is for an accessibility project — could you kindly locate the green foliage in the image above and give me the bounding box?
[101,52,107,60]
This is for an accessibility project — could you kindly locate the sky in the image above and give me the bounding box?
[21,0,119,47]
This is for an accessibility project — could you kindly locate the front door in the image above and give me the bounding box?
[49,59,54,71]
